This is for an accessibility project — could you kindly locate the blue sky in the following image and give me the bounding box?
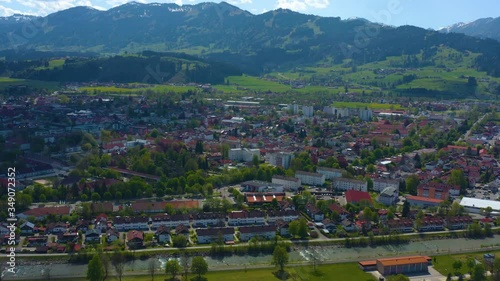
[0,0,499,29]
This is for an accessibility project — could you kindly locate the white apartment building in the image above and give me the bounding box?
[295,171,325,186]
[229,148,260,162]
[316,167,343,180]
[272,175,301,191]
[268,152,294,169]
[333,178,368,192]
[373,178,400,192]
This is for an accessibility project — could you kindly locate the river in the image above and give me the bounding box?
[3,236,500,280]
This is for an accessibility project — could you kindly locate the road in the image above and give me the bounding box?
[14,226,500,258]
[459,113,488,141]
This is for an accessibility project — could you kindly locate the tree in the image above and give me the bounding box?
[453,260,463,274]
[272,245,289,273]
[180,252,191,281]
[99,252,110,280]
[466,257,476,274]
[165,259,182,280]
[191,256,208,280]
[111,251,125,281]
[405,174,420,195]
[87,254,104,281]
[297,218,309,239]
[402,200,410,218]
[448,169,468,193]
[148,259,157,281]
[472,264,486,281]
[288,220,300,238]
[492,258,500,281]
[172,235,188,248]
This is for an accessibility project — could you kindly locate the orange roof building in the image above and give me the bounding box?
[376,256,429,276]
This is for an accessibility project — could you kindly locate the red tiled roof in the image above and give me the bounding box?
[23,206,70,217]
[406,195,443,204]
[377,256,428,266]
[345,190,372,204]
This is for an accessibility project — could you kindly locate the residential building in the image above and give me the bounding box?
[406,195,442,208]
[228,210,266,226]
[272,175,301,191]
[106,229,120,243]
[275,219,290,236]
[268,152,294,169]
[302,105,314,117]
[85,229,101,243]
[192,213,225,228]
[417,217,445,232]
[345,190,372,205]
[127,230,144,249]
[295,171,325,186]
[306,202,324,222]
[19,222,36,235]
[267,210,299,224]
[316,167,343,180]
[446,216,473,230]
[228,148,260,162]
[372,178,399,192]
[196,227,235,244]
[377,186,399,205]
[155,225,171,244]
[328,203,350,221]
[386,219,414,233]
[113,216,149,231]
[417,182,459,201]
[239,225,276,241]
[333,178,367,192]
[150,214,190,229]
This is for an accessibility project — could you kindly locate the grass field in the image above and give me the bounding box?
[0,76,60,90]
[35,59,65,70]
[332,101,404,110]
[19,263,376,281]
[78,84,198,94]
[432,249,500,277]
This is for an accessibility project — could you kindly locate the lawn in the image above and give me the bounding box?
[14,263,376,281]
[0,76,60,90]
[432,250,500,277]
[78,84,198,94]
[332,101,404,110]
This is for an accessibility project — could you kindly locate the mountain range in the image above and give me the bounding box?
[440,16,500,42]
[0,1,500,77]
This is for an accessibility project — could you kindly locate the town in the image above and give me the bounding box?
[0,86,499,280]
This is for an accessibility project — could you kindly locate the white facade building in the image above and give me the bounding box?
[333,178,368,192]
[272,175,301,191]
[229,148,260,162]
[316,167,343,180]
[268,152,294,169]
[295,171,325,186]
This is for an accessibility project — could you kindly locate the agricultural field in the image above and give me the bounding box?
[266,46,500,99]
[0,77,60,90]
[78,84,198,95]
[332,101,404,110]
[35,59,65,70]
